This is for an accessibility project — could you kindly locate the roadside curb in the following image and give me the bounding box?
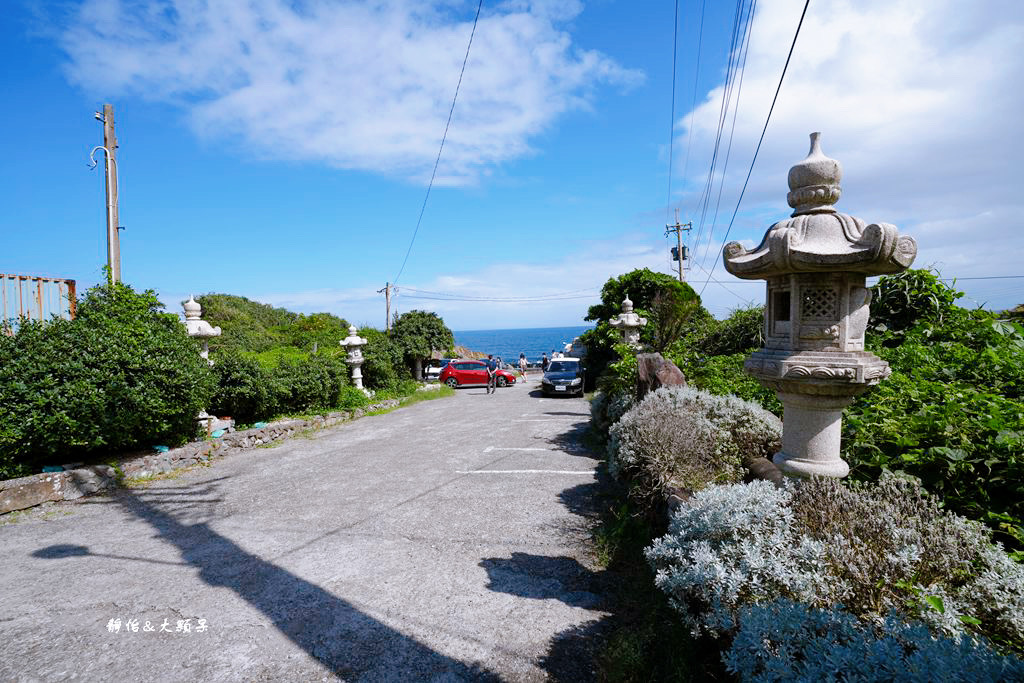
[0,399,402,516]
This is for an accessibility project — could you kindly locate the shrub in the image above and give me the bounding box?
[647,477,1024,654]
[725,598,1024,683]
[273,354,348,414]
[869,268,962,335]
[336,385,370,411]
[209,353,280,423]
[589,389,636,442]
[672,351,782,415]
[0,282,215,478]
[645,480,830,636]
[608,387,781,503]
[359,326,406,390]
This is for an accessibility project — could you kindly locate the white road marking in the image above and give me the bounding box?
[456,470,594,475]
[483,447,555,452]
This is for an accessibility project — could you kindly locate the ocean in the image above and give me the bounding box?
[454,325,593,364]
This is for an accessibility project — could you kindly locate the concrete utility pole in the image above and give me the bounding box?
[665,208,692,283]
[378,283,393,332]
[96,104,121,282]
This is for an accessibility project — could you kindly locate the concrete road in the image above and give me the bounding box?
[0,378,609,681]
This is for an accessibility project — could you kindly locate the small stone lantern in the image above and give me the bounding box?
[609,294,647,348]
[183,295,221,364]
[723,133,917,477]
[340,325,369,392]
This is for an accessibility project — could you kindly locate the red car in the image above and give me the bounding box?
[439,360,517,389]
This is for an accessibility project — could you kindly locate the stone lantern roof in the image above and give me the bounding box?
[723,133,917,279]
[182,295,221,338]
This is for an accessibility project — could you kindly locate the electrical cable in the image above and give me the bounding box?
[688,0,751,258]
[695,0,756,273]
[698,0,811,296]
[665,0,680,222]
[392,0,483,286]
[679,0,707,207]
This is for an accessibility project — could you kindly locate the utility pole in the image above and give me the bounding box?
[96,104,121,282]
[665,208,692,283]
[378,283,393,332]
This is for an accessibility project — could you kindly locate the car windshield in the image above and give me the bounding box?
[547,361,578,373]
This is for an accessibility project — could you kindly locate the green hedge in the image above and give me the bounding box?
[0,282,216,479]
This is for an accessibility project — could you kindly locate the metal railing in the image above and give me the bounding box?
[1,274,77,334]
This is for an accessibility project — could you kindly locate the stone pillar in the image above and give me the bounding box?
[182,295,223,434]
[722,133,917,478]
[608,294,647,348]
[340,325,369,392]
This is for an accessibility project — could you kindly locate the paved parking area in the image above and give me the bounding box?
[0,379,608,681]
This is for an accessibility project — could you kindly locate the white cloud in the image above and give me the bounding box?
[59,0,640,183]
[673,0,1024,307]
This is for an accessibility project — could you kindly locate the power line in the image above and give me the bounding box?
[688,0,754,259]
[695,0,757,273]
[400,285,599,299]
[392,0,483,286]
[679,0,707,203]
[698,0,811,297]
[401,293,597,303]
[665,0,680,223]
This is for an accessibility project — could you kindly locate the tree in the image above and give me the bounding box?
[580,269,707,386]
[391,310,454,379]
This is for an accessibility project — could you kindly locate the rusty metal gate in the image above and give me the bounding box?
[1,274,77,334]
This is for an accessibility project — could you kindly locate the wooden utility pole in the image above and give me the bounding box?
[378,283,393,332]
[665,209,692,283]
[98,104,121,282]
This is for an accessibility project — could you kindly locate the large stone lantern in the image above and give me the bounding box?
[723,133,917,477]
[340,325,369,391]
[609,294,647,348]
[183,295,221,364]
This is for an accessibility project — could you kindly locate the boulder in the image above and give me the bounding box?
[635,353,687,401]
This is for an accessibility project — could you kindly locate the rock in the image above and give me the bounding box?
[743,456,786,488]
[635,353,687,401]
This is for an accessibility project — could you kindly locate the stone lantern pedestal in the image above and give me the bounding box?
[723,133,917,478]
[609,295,647,348]
[340,325,369,394]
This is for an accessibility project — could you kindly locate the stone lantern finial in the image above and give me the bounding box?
[721,132,917,479]
[787,132,842,215]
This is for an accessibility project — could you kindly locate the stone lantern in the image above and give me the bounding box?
[340,325,369,392]
[183,295,221,364]
[723,133,917,478]
[609,294,647,348]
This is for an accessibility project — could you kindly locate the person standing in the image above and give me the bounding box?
[486,354,498,394]
[541,354,549,372]
[518,353,528,380]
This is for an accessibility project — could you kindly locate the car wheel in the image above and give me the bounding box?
[497,376,508,388]
[445,377,458,389]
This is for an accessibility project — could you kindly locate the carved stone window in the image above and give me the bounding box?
[801,286,838,321]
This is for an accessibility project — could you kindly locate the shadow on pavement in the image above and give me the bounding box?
[33,480,499,680]
[479,552,605,610]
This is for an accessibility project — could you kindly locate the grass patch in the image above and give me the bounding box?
[592,485,725,681]
[125,462,208,488]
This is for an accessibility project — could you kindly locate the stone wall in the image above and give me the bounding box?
[0,400,400,515]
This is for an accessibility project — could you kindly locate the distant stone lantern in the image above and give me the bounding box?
[723,132,917,478]
[340,325,369,391]
[609,294,647,348]
[183,295,221,364]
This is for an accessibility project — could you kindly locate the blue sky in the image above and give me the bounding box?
[2,0,1021,330]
